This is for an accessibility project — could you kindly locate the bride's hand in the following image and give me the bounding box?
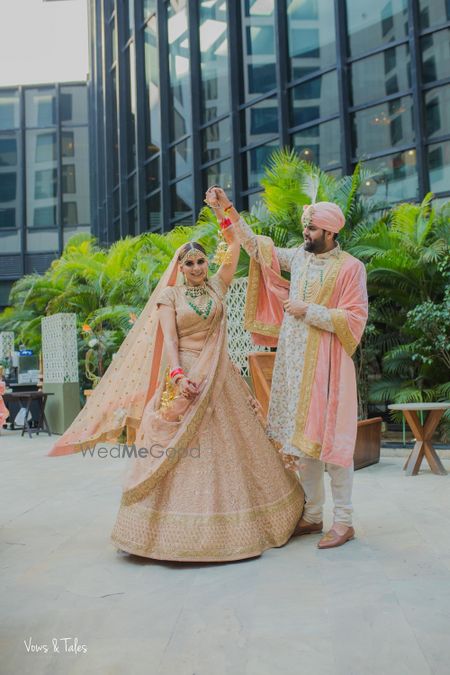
[205,186,232,210]
[178,377,199,399]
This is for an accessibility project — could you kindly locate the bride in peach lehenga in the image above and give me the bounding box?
[49,206,303,562]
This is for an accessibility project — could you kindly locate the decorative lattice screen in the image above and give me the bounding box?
[226,277,269,377]
[41,313,79,384]
[0,332,14,361]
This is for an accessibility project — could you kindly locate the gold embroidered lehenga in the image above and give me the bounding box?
[48,243,303,562]
[110,274,303,561]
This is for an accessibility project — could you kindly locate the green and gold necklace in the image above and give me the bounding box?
[185,282,213,320]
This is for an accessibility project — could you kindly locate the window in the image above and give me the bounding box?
[428,140,450,193]
[346,0,408,58]
[0,91,19,130]
[290,71,338,128]
[35,169,57,199]
[62,165,76,194]
[292,118,341,170]
[35,133,57,163]
[425,85,450,139]
[352,96,414,157]
[199,0,229,123]
[287,1,335,80]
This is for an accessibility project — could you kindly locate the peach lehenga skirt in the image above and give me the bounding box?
[111,353,304,562]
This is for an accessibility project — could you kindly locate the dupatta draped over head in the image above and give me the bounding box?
[49,249,184,458]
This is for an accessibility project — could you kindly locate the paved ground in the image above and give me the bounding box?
[1,429,450,675]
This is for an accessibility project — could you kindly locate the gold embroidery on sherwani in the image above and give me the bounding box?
[244,236,281,337]
[291,251,350,458]
[330,308,358,357]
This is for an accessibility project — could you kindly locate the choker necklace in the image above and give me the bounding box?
[184,281,208,298]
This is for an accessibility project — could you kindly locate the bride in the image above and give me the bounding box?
[49,196,303,562]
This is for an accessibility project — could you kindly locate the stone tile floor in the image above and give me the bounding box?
[1,429,449,675]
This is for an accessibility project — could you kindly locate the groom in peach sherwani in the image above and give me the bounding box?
[205,188,368,549]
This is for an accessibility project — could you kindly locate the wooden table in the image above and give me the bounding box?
[3,391,53,438]
[388,403,450,476]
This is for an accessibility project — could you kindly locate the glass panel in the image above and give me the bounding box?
[286,0,336,80]
[292,118,341,169]
[351,44,411,106]
[352,96,414,157]
[128,174,137,207]
[290,71,338,128]
[170,137,193,179]
[146,191,162,232]
[35,132,57,162]
[421,30,450,84]
[25,88,56,127]
[145,157,160,194]
[428,140,450,193]
[128,207,137,235]
[113,188,120,219]
[201,118,231,163]
[170,176,193,219]
[62,202,78,226]
[360,150,419,203]
[418,0,450,29]
[59,86,88,125]
[26,130,57,231]
[243,96,279,147]
[0,135,18,167]
[167,0,191,142]
[123,0,135,39]
[203,159,233,194]
[144,0,156,20]
[425,85,450,139]
[346,0,409,58]
[245,141,279,190]
[111,68,119,186]
[62,126,90,226]
[111,16,117,65]
[242,0,277,99]
[144,13,161,157]
[0,91,20,130]
[125,44,137,172]
[248,191,263,210]
[0,153,18,227]
[200,0,229,123]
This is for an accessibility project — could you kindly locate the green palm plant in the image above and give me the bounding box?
[348,195,450,432]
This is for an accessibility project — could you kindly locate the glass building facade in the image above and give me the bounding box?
[89,0,450,242]
[0,83,91,308]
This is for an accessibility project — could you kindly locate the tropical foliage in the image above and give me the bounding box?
[0,150,448,433]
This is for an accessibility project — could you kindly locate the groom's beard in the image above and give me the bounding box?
[304,232,326,254]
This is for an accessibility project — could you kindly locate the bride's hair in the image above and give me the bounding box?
[178,241,207,262]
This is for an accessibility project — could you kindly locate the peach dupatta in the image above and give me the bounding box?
[48,248,187,457]
[244,236,290,347]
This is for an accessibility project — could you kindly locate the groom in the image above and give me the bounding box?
[205,187,368,549]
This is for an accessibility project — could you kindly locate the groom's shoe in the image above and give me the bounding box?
[317,526,355,549]
[293,518,323,537]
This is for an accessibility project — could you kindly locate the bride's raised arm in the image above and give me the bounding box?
[205,186,295,273]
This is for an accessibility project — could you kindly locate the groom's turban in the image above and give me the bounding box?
[301,202,345,234]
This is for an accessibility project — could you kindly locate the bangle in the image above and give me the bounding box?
[224,203,233,213]
[170,367,184,380]
[219,217,232,229]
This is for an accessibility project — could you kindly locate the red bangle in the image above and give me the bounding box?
[220,218,232,229]
[170,368,184,380]
[224,203,233,213]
